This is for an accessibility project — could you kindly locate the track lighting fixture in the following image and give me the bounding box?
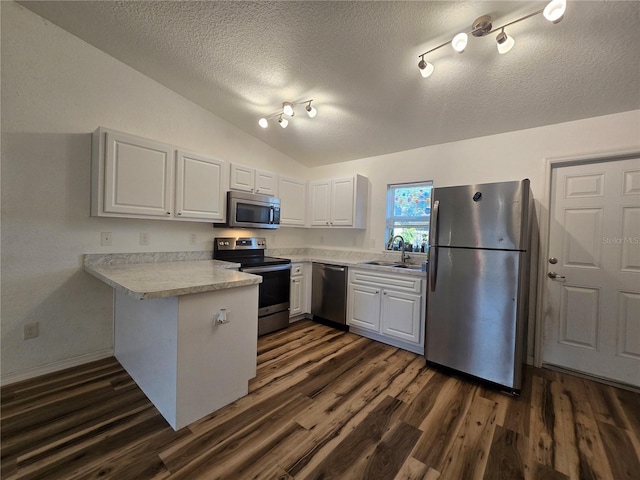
[417,0,566,78]
[257,99,318,129]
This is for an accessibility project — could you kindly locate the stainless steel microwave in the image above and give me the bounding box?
[223,191,280,229]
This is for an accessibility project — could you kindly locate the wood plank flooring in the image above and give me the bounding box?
[2,320,639,479]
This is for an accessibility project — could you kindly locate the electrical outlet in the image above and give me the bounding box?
[190,233,197,245]
[140,232,150,245]
[24,322,39,340]
[101,232,112,246]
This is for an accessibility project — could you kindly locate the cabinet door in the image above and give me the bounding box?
[309,180,332,226]
[230,164,254,192]
[255,170,278,196]
[175,151,225,221]
[290,276,303,317]
[381,290,421,344]
[348,284,381,332]
[104,131,173,217]
[331,177,355,226]
[279,176,307,226]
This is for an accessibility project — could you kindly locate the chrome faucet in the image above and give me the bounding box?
[390,235,410,264]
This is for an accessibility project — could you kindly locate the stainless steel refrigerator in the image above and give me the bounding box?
[425,179,532,394]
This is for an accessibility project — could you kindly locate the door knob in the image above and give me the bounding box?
[549,257,558,264]
[548,272,566,279]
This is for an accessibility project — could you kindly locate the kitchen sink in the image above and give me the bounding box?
[359,260,422,270]
[392,264,423,270]
[359,260,403,267]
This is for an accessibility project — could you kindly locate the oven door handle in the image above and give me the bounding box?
[242,264,291,274]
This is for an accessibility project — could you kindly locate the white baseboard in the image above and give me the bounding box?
[1,349,114,386]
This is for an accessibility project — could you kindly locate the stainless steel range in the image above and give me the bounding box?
[214,237,291,336]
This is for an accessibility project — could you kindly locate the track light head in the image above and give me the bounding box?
[496,29,515,54]
[418,56,434,78]
[278,115,288,128]
[305,101,317,118]
[451,33,468,53]
[282,102,294,117]
[544,0,566,23]
[258,117,268,128]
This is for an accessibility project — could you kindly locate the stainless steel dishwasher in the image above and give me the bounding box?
[311,262,348,328]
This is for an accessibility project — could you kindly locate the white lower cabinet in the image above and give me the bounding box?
[290,263,310,318]
[347,268,425,354]
[348,284,381,331]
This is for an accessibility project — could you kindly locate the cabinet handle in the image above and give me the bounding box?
[177,212,182,215]
[383,292,387,295]
[166,212,171,215]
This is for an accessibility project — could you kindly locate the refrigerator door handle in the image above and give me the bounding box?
[429,200,439,292]
[429,245,438,291]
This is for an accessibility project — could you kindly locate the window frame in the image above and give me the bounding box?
[385,180,433,251]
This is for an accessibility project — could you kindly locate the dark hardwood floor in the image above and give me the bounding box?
[2,320,639,479]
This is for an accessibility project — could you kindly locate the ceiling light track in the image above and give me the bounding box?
[258,99,317,129]
[417,0,567,78]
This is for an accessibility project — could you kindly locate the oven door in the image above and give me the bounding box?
[241,264,291,317]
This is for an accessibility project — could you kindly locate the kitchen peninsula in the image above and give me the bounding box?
[84,253,262,430]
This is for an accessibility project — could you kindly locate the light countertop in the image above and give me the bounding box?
[283,255,427,277]
[85,260,261,300]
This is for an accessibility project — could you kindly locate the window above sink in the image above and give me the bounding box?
[385,181,433,253]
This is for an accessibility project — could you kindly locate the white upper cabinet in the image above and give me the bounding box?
[309,180,332,226]
[309,175,368,228]
[95,129,174,218]
[278,176,307,226]
[175,150,225,221]
[92,127,226,223]
[230,163,278,196]
[255,169,278,196]
[229,163,254,192]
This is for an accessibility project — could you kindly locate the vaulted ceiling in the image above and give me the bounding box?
[19,1,640,166]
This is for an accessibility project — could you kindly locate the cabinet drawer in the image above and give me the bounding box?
[291,264,303,276]
[349,269,422,294]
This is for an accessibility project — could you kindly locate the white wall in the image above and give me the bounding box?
[0,2,307,381]
[2,1,639,382]
[306,111,640,253]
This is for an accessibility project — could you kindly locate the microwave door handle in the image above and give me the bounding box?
[269,206,274,224]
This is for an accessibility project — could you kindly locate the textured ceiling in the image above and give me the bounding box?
[19,1,640,166]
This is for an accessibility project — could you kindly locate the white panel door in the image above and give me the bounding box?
[104,131,173,217]
[290,276,303,317]
[309,180,332,226]
[347,284,381,332]
[229,164,254,192]
[381,290,421,344]
[255,170,278,196]
[175,151,225,221]
[278,176,306,226]
[543,157,640,386]
[331,177,355,226]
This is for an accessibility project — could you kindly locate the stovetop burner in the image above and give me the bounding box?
[213,237,290,268]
